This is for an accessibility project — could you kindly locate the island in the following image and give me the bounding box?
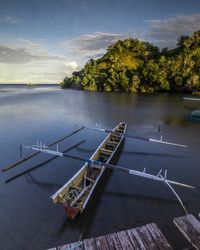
[61,30,200,95]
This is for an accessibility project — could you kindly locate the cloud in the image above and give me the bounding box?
[60,32,134,61]
[64,61,78,70]
[0,40,65,64]
[0,60,68,83]
[0,39,75,83]
[64,32,130,53]
[147,14,200,47]
[0,16,22,24]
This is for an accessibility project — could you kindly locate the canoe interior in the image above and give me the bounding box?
[51,122,127,218]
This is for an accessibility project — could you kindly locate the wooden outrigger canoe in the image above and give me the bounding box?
[51,122,127,219]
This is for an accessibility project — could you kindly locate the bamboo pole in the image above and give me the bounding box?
[81,125,188,148]
[1,126,84,172]
[62,153,195,189]
[5,140,86,183]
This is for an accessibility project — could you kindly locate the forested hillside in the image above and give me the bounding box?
[61,30,200,94]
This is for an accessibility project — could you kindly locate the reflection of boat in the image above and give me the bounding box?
[191,109,200,118]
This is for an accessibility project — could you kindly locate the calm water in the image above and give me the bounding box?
[0,85,200,249]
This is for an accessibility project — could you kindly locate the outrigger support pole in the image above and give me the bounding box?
[78,125,188,148]
[20,143,194,214]
[1,126,84,172]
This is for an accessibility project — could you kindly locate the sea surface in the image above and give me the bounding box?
[0,84,200,249]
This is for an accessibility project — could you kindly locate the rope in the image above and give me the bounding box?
[160,175,188,214]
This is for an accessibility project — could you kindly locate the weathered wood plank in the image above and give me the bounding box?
[106,141,118,145]
[83,238,96,250]
[117,230,135,249]
[174,214,200,250]
[187,215,200,234]
[146,223,173,250]
[106,232,123,250]
[127,228,147,249]
[95,235,110,250]
[48,222,173,250]
[135,226,159,250]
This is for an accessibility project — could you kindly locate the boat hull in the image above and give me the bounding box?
[51,122,127,219]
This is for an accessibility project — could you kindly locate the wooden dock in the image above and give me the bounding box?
[48,223,172,250]
[174,214,200,250]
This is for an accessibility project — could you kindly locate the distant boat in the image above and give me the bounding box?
[183,97,200,101]
[191,109,200,118]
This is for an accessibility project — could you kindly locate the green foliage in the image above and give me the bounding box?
[61,31,200,94]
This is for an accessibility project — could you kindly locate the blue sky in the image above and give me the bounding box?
[0,0,200,83]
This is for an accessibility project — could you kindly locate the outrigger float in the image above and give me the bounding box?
[3,122,195,219]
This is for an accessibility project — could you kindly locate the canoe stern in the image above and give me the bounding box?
[64,205,80,220]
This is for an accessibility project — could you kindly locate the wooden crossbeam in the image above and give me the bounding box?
[99,148,113,155]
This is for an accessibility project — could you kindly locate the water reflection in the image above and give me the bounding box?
[0,86,200,250]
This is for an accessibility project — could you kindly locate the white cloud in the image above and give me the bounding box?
[64,61,78,69]
[0,16,22,24]
[0,39,65,64]
[60,32,134,59]
[64,32,129,53]
[0,39,72,83]
[147,14,200,47]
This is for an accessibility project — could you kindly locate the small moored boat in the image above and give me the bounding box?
[191,109,200,118]
[51,122,127,219]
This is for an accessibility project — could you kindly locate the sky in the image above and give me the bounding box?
[0,0,200,84]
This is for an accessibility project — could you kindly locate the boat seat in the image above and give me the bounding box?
[99,148,112,155]
[112,134,121,138]
[105,144,115,150]
[117,128,124,132]
[110,136,120,143]
[106,140,118,145]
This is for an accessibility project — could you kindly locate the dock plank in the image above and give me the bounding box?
[117,230,135,249]
[95,235,110,250]
[135,225,159,250]
[127,228,147,249]
[83,238,96,250]
[106,232,123,250]
[174,214,200,250]
[146,223,173,250]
